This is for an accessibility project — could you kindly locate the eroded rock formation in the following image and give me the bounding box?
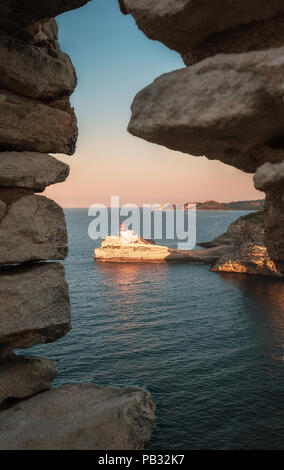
[201,212,279,276]
[122,0,284,274]
[0,152,69,191]
[0,384,156,450]
[121,1,284,60]
[0,0,156,450]
[0,384,155,450]
[0,355,58,407]
[128,48,284,173]
[0,263,71,351]
[254,162,284,273]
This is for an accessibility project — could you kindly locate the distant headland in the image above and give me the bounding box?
[160,199,264,211]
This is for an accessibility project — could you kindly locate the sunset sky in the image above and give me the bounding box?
[45,0,264,207]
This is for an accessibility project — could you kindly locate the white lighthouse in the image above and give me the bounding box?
[119,222,139,244]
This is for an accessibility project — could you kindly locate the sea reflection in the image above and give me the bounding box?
[95,262,169,322]
[218,272,284,361]
[96,262,169,292]
[218,272,284,313]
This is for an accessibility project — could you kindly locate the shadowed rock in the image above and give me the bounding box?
[0,383,156,450]
[118,0,128,15]
[254,161,284,192]
[123,0,284,56]
[0,35,77,100]
[20,18,58,46]
[254,163,284,274]
[263,189,284,274]
[0,188,33,206]
[128,48,284,173]
[0,1,92,34]
[0,356,58,406]
[0,201,6,221]
[0,195,67,264]
[0,90,77,155]
[0,152,69,192]
[0,263,71,351]
[182,15,284,65]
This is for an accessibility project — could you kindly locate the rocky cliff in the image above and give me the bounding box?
[200,211,279,276]
[120,0,284,275]
[0,0,156,450]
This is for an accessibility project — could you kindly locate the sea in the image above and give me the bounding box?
[25,209,284,450]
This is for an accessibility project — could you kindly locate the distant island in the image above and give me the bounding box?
[159,199,264,211]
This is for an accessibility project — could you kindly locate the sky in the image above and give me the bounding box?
[45,0,264,207]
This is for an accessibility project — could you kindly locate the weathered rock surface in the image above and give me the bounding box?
[0,200,6,221]
[19,19,59,53]
[0,195,67,264]
[182,15,284,65]
[0,152,69,191]
[0,356,58,406]
[0,263,71,351]
[0,90,77,155]
[254,161,284,192]
[0,1,92,34]
[254,162,284,274]
[123,0,284,56]
[0,35,77,100]
[201,211,279,276]
[128,48,284,173]
[0,188,33,206]
[211,244,278,276]
[264,191,284,275]
[0,383,156,450]
[201,212,265,248]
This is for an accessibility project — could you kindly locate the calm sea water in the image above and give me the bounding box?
[26,209,284,450]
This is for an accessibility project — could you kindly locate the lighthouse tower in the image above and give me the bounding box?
[119,222,139,243]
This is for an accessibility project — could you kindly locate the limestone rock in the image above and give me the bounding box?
[0,356,58,406]
[128,48,284,173]
[0,35,77,100]
[263,189,284,274]
[0,383,156,450]
[0,90,77,155]
[0,195,68,264]
[254,161,284,191]
[95,236,229,263]
[201,211,266,248]
[182,15,284,65]
[200,211,265,248]
[0,200,6,221]
[0,188,33,206]
[123,0,284,55]
[211,243,278,276]
[0,152,69,191]
[20,18,58,45]
[0,263,71,350]
[0,1,91,34]
[201,211,279,276]
[254,162,284,273]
